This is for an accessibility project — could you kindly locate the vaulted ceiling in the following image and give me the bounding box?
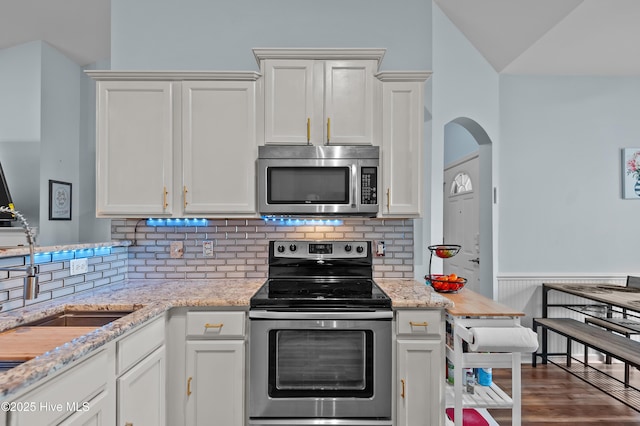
[1,0,639,75]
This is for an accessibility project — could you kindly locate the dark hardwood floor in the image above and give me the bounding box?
[487,361,640,425]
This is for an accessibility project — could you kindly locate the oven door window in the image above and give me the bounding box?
[267,167,350,204]
[268,329,373,398]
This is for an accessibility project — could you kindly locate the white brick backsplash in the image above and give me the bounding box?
[0,247,126,314]
[0,218,415,314]
[124,218,414,280]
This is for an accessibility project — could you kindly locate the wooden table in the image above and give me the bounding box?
[443,288,525,426]
[540,283,640,363]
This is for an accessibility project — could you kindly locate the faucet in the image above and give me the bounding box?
[0,206,39,300]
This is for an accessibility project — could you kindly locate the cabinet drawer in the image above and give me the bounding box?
[396,310,443,337]
[117,316,165,375]
[186,311,245,338]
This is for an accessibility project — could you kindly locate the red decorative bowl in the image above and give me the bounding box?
[425,274,467,293]
[428,245,461,259]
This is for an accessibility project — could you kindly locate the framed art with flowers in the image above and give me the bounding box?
[623,148,640,199]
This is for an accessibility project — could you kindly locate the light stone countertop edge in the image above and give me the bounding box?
[0,277,450,399]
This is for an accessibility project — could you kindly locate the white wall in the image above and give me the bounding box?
[0,42,111,245]
[421,5,499,290]
[111,0,432,71]
[444,122,478,166]
[0,41,41,143]
[0,42,42,230]
[499,75,640,274]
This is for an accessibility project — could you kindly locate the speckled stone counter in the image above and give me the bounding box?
[0,277,449,398]
[378,278,453,309]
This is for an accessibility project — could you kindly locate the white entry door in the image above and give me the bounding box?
[443,155,480,292]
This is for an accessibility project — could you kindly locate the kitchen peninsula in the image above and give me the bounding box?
[0,240,451,426]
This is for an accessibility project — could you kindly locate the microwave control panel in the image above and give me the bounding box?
[361,167,378,205]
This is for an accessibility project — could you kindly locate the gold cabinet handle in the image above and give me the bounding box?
[204,323,224,329]
[307,118,311,144]
[125,423,133,426]
[409,321,429,327]
[163,186,169,208]
[401,379,406,399]
[183,186,188,209]
[326,117,331,144]
[386,188,390,212]
[187,376,192,396]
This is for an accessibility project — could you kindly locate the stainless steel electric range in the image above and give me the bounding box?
[249,240,393,426]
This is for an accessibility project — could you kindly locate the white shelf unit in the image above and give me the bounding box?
[445,313,523,426]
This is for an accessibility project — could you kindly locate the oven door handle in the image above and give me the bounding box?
[249,310,393,320]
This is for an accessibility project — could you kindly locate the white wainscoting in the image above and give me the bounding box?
[496,274,629,362]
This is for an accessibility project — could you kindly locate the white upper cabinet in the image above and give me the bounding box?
[88,71,259,218]
[182,81,257,214]
[256,49,384,146]
[378,72,431,217]
[95,80,175,216]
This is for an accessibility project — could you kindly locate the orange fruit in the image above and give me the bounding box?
[448,273,458,281]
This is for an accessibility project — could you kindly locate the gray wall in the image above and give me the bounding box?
[111,0,432,71]
[499,75,640,274]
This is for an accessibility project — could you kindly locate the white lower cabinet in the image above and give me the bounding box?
[6,350,114,426]
[117,346,166,426]
[116,316,166,426]
[394,309,445,426]
[2,314,167,426]
[185,340,245,425]
[183,310,246,426]
[58,391,110,426]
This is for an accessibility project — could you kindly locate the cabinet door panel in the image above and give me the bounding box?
[117,346,166,426]
[182,81,257,214]
[58,391,111,426]
[381,82,423,216]
[96,81,174,216]
[396,339,443,426]
[185,340,244,426]
[263,60,314,144]
[324,61,375,145]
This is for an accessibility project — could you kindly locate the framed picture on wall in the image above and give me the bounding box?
[623,148,640,199]
[49,180,72,220]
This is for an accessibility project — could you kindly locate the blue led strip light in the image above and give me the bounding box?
[146,218,209,227]
[261,216,343,226]
[34,247,113,264]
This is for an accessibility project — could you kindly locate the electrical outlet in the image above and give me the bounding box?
[70,258,88,275]
[203,240,214,257]
[375,241,385,257]
[170,241,184,259]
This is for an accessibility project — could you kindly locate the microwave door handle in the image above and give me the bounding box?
[351,164,357,208]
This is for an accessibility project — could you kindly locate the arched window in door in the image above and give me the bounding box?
[450,172,473,195]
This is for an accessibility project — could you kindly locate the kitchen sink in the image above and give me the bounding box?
[22,310,135,327]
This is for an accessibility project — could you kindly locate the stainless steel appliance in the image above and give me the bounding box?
[249,240,392,426]
[257,145,379,217]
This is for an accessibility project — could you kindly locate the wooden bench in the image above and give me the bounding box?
[532,317,640,386]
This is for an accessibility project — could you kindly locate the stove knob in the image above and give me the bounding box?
[344,244,352,252]
[277,245,285,253]
[289,244,297,252]
[356,245,364,253]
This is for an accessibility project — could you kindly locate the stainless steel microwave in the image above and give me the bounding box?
[257,145,379,217]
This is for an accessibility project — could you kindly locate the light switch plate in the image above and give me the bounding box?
[70,258,88,275]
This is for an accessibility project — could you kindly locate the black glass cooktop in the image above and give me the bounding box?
[250,278,391,310]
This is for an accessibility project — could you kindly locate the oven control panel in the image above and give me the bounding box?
[272,240,369,258]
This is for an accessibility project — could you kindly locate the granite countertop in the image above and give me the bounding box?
[0,277,449,398]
